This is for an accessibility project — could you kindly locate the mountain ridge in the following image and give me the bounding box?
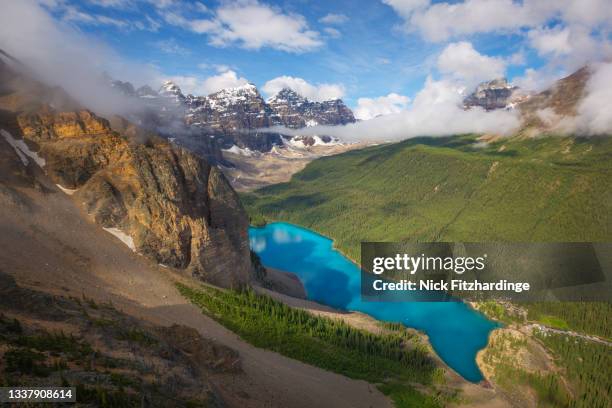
[107,77,355,152]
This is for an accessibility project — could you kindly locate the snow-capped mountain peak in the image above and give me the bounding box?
[158,80,185,103]
[209,82,261,102]
[267,87,307,104]
[102,75,354,152]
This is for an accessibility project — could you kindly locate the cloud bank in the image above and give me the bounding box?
[354,93,410,121]
[574,62,612,135]
[279,59,612,141]
[437,42,507,88]
[268,77,521,142]
[0,0,158,115]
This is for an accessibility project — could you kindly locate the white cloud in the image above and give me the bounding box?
[46,2,153,31]
[385,0,612,44]
[165,70,250,96]
[323,27,341,38]
[575,62,612,134]
[354,93,410,120]
[164,0,322,53]
[319,13,348,24]
[385,0,552,42]
[528,24,606,72]
[437,42,506,88]
[202,70,250,94]
[61,5,98,24]
[198,63,233,73]
[88,0,133,8]
[384,0,610,43]
[262,76,345,102]
[512,67,560,92]
[145,15,161,31]
[561,0,612,27]
[528,26,572,57]
[507,49,526,65]
[144,0,177,9]
[0,0,159,115]
[382,0,429,17]
[268,76,521,142]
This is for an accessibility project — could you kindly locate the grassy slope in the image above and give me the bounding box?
[243,134,612,261]
[178,283,449,408]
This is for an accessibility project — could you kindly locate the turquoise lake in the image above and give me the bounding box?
[249,222,499,382]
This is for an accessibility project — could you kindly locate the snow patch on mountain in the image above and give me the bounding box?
[56,184,78,195]
[1,129,46,167]
[103,227,136,252]
[222,145,255,156]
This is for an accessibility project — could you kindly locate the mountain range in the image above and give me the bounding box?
[107,76,355,155]
[107,69,593,172]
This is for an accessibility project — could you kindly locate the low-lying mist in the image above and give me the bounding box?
[266,62,612,143]
[262,77,522,142]
[0,0,157,117]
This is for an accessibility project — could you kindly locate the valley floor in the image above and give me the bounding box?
[221,142,368,192]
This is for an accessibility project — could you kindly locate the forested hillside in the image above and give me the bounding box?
[243,133,612,407]
[244,134,612,261]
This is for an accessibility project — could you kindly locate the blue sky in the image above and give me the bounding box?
[3,0,612,121]
[42,0,446,103]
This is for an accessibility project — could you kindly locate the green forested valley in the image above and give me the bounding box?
[242,133,612,407]
[243,134,611,261]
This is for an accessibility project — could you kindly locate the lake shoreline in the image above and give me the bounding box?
[256,269,511,406]
[250,221,498,383]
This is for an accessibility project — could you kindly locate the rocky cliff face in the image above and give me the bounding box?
[463,78,519,110]
[184,83,284,151]
[159,80,187,105]
[267,88,355,128]
[107,77,355,153]
[0,56,252,288]
[15,109,251,287]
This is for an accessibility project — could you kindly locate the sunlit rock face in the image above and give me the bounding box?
[1,69,252,288]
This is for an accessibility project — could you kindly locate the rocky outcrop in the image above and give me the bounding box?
[1,52,251,288]
[463,78,519,111]
[184,83,284,151]
[9,105,252,288]
[268,88,355,128]
[159,80,186,105]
